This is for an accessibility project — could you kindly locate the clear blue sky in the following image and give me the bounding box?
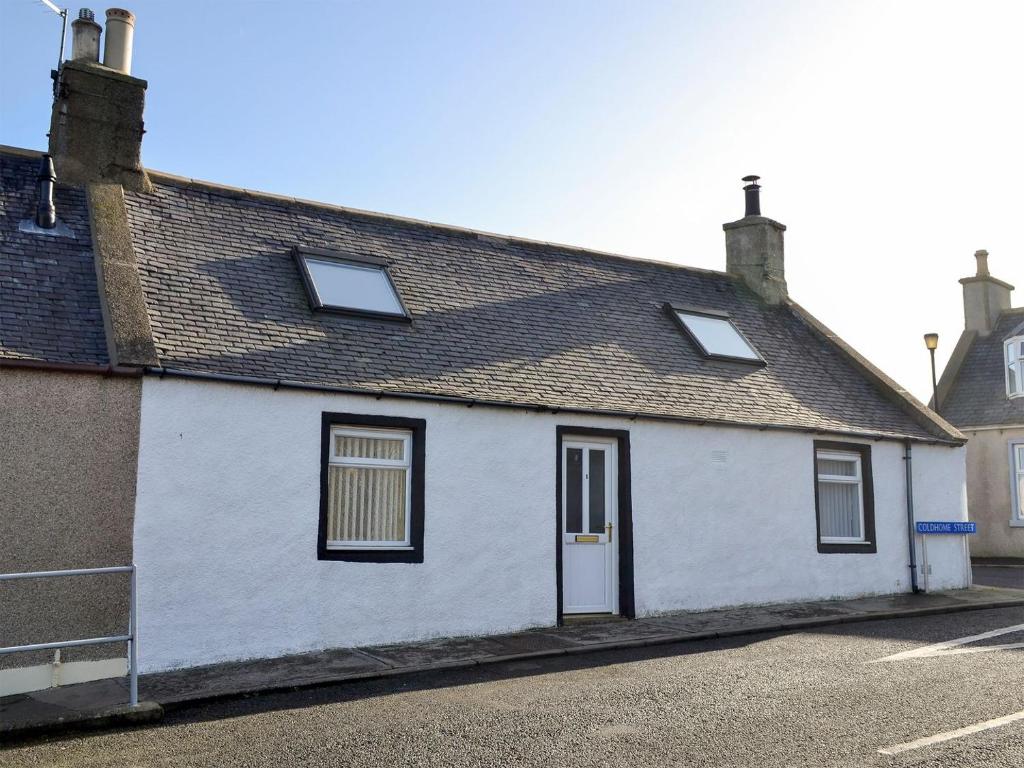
[3,1,1022,402]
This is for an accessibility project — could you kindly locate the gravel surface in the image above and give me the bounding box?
[4,607,1024,767]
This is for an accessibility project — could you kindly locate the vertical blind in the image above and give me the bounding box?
[327,466,407,542]
[817,453,862,540]
[328,428,411,546]
[818,481,861,538]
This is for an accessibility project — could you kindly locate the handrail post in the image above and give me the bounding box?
[129,564,138,706]
[0,564,139,708]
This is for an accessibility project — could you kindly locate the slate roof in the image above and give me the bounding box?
[941,309,1024,427]
[0,150,108,365]
[112,171,952,443]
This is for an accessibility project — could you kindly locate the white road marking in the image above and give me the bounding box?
[878,710,1024,756]
[870,622,1024,663]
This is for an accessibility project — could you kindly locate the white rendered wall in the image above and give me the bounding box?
[134,378,970,672]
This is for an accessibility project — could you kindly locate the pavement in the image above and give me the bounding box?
[2,584,1023,742]
[4,604,1024,767]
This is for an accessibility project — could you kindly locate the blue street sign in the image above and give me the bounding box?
[915,521,977,535]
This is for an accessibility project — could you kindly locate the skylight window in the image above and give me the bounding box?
[294,247,408,320]
[669,306,764,363]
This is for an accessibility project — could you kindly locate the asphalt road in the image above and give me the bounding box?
[973,565,1024,589]
[4,606,1024,768]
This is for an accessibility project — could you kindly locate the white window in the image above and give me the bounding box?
[672,308,763,362]
[1006,336,1024,398]
[1012,442,1024,523]
[816,449,866,543]
[326,426,413,549]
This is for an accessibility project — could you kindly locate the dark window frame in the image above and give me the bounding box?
[294,246,411,322]
[812,440,876,554]
[665,303,766,366]
[318,412,426,563]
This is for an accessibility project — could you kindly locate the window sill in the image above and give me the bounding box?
[318,546,423,563]
[1009,519,1024,528]
[326,545,414,551]
[820,538,868,545]
[817,540,877,554]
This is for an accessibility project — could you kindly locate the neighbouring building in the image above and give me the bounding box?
[0,151,144,695]
[3,8,970,683]
[0,9,155,696]
[935,250,1024,559]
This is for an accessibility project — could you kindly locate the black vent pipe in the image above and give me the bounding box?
[742,174,761,217]
[35,155,57,229]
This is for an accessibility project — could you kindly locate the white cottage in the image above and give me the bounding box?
[2,13,970,679]
[119,176,969,672]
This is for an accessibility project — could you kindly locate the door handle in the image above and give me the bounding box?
[606,522,613,542]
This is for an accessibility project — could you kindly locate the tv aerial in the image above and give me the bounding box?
[35,0,69,96]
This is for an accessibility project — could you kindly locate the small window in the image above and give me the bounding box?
[318,413,425,563]
[813,441,876,553]
[295,247,409,320]
[1011,441,1024,524]
[1005,336,1024,398]
[668,306,763,363]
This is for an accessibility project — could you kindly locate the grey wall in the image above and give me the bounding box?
[965,427,1024,558]
[0,368,141,671]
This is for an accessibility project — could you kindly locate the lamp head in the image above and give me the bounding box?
[924,332,939,351]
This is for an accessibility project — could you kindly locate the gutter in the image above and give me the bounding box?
[0,358,142,377]
[144,366,964,447]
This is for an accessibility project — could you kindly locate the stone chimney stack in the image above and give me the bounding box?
[48,8,150,192]
[724,175,788,305]
[960,250,1014,335]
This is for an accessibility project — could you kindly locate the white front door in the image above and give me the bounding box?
[562,438,618,615]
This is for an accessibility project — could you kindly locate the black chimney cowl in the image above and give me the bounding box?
[35,155,57,229]
[742,174,761,217]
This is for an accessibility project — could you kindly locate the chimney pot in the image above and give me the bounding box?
[70,8,102,62]
[742,174,761,217]
[103,8,136,75]
[974,249,990,276]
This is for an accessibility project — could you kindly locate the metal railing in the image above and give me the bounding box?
[0,565,138,706]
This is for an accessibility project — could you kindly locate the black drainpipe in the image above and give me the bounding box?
[904,440,920,593]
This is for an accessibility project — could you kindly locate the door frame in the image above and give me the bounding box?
[555,426,635,625]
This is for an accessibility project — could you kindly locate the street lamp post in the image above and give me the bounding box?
[924,333,939,412]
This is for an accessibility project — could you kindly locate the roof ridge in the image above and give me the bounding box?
[143,167,733,280]
[1,142,732,281]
